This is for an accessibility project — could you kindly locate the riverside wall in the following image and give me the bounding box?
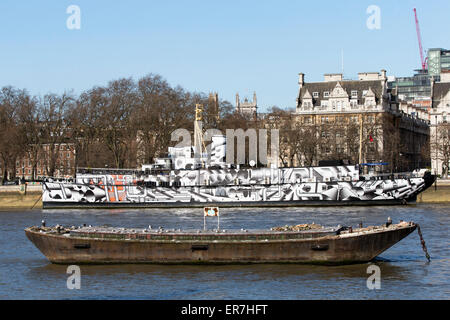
[417,180,450,204]
[0,185,42,210]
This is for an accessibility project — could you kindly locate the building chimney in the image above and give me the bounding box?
[440,70,450,83]
[324,74,343,82]
[358,72,381,81]
[297,73,305,111]
[298,73,305,86]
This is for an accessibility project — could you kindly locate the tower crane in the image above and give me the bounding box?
[413,8,428,71]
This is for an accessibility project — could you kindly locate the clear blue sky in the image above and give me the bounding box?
[1,0,449,112]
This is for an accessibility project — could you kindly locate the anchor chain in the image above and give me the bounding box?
[416,224,431,262]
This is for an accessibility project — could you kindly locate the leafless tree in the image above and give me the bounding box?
[40,92,75,177]
[96,78,138,169]
[16,90,41,180]
[0,87,29,181]
[432,123,450,178]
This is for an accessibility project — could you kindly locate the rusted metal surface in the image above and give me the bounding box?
[25,222,417,265]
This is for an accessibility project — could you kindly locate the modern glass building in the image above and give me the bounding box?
[387,69,432,102]
[387,48,450,104]
[428,48,450,77]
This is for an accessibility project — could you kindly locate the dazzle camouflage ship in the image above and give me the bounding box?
[42,105,435,209]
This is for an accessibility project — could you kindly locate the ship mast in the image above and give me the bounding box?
[194,104,205,167]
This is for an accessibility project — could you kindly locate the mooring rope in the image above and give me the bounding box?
[416,224,431,262]
[30,190,43,210]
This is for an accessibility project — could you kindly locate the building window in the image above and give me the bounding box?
[313,92,319,98]
[324,92,330,98]
[362,90,368,97]
[303,116,314,124]
[303,101,313,109]
[351,90,358,97]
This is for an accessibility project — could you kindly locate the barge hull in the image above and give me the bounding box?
[25,225,417,265]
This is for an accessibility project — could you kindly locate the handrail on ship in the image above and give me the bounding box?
[42,173,427,188]
[43,167,429,185]
[362,171,427,180]
[76,167,140,175]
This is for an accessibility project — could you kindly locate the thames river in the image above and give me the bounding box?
[0,204,449,300]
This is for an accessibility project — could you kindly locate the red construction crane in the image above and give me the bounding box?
[413,8,428,71]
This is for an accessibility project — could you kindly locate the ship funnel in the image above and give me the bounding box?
[210,135,226,166]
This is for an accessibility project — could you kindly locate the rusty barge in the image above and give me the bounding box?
[25,220,420,265]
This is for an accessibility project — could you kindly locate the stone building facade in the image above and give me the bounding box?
[293,70,430,172]
[236,92,257,117]
[430,71,450,177]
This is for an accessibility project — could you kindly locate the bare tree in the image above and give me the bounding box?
[432,123,450,178]
[67,87,109,169]
[40,92,75,177]
[133,75,196,165]
[0,87,29,181]
[96,78,138,169]
[16,90,41,180]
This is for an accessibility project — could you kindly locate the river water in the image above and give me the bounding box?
[0,204,449,300]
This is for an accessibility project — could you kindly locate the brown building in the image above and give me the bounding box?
[15,143,76,180]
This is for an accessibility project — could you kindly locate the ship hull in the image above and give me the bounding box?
[42,197,416,209]
[25,224,417,265]
[42,166,435,209]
